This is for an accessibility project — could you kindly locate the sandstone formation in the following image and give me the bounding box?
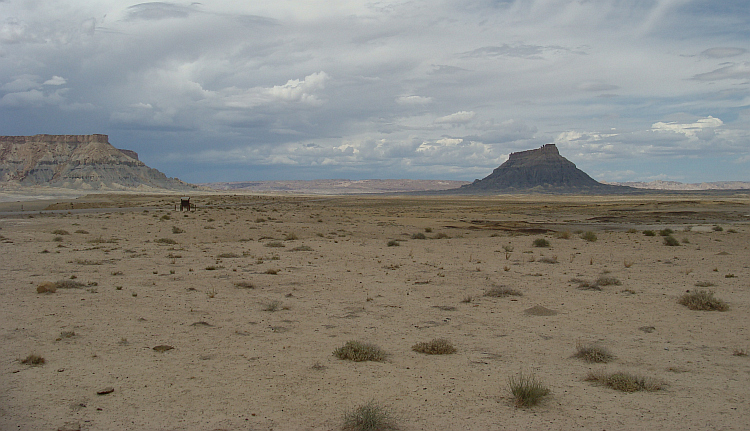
[0,134,194,191]
[458,144,630,193]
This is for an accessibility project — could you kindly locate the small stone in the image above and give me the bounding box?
[96,386,114,395]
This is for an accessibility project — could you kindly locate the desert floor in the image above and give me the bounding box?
[1,192,749,431]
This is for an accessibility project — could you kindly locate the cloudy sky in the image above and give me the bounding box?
[1,1,749,183]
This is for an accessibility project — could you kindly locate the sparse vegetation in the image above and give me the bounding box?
[659,228,674,236]
[74,229,89,234]
[52,229,70,235]
[678,290,728,311]
[663,235,680,246]
[333,341,388,362]
[484,285,522,297]
[580,231,597,242]
[508,372,550,407]
[555,231,571,239]
[694,281,715,287]
[713,225,723,232]
[412,338,456,355]
[733,348,748,357]
[538,255,558,264]
[217,252,240,258]
[265,241,285,248]
[411,232,426,240]
[585,371,663,392]
[387,240,400,247]
[21,354,45,365]
[643,230,656,236]
[172,226,184,234]
[573,342,615,363]
[532,238,550,247]
[341,400,398,431]
[432,232,450,239]
[235,281,254,289]
[155,238,177,245]
[262,300,282,311]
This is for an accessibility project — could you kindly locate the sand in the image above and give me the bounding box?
[1,192,748,430]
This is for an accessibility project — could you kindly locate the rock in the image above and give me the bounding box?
[36,282,57,294]
[96,387,114,395]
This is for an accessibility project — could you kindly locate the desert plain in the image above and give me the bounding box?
[1,192,749,431]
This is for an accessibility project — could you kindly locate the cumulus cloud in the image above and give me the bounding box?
[396,95,433,105]
[43,76,66,86]
[652,116,724,137]
[266,71,328,104]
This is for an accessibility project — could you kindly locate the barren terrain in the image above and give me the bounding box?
[1,192,749,430]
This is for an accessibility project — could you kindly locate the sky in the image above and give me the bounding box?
[1,0,749,184]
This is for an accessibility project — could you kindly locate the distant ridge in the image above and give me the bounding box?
[456,144,631,194]
[607,180,750,191]
[0,134,195,191]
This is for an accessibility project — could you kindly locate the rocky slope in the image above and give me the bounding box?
[0,134,194,191]
[457,144,631,194]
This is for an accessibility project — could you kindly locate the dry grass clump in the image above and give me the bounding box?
[234,281,254,289]
[74,229,89,234]
[412,338,456,355]
[555,231,571,239]
[334,341,388,362]
[155,238,177,245]
[538,255,558,264]
[387,239,400,247]
[585,370,663,392]
[694,281,715,287]
[595,276,622,287]
[171,226,185,234]
[733,348,748,357]
[580,231,597,242]
[484,285,523,297]
[341,400,398,431]
[532,238,550,247]
[290,245,313,251]
[262,300,282,312]
[265,241,285,248]
[508,372,550,407]
[21,354,45,366]
[51,229,70,235]
[573,342,615,363]
[411,232,426,240]
[678,290,728,311]
[217,252,240,258]
[432,232,450,239]
[643,230,656,236]
[663,235,680,246]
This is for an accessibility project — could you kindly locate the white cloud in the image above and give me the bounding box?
[652,116,723,137]
[700,47,746,58]
[43,76,66,86]
[396,95,432,105]
[435,111,476,124]
[266,71,328,104]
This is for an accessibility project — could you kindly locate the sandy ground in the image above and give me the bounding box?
[1,192,749,431]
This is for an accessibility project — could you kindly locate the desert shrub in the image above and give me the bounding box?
[53,280,85,289]
[713,225,723,232]
[235,281,254,289]
[484,286,522,297]
[663,236,680,246]
[265,241,285,248]
[424,227,433,233]
[262,300,282,312]
[74,229,89,234]
[21,354,45,365]
[694,281,715,287]
[265,269,279,275]
[333,341,388,362]
[555,231,571,239]
[53,236,64,242]
[290,245,313,251]
[585,371,663,392]
[341,400,398,431]
[643,230,656,236]
[658,228,674,236]
[36,282,57,294]
[52,229,70,235]
[411,232,426,240]
[284,233,298,241]
[387,240,400,247]
[160,214,171,220]
[538,256,558,264]
[573,342,614,363]
[217,252,240,258]
[502,244,514,252]
[678,290,728,311]
[432,232,450,239]
[580,231,597,242]
[532,238,550,247]
[595,276,621,287]
[155,238,176,245]
[172,226,184,234]
[412,338,456,355]
[508,372,550,407]
[626,228,638,233]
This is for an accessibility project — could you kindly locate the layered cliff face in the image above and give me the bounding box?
[460,144,629,193]
[0,134,193,190]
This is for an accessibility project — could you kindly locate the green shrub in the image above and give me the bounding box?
[341,400,398,431]
[508,372,550,407]
[411,232,426,240]
[52,229,70,235]
[580,231,597,242]
[172,226,184,234]
[658,228,674,236]
[643,230,656,236]
[678,290,728,311]
[532,238,550,247]
[412,338,456,355]
[334,341,388,362]
[265,241,285,248]
[663,236,680,246]
[387,240,400,247]
[155,238,176,245]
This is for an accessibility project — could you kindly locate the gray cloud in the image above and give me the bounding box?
[700,47,747,58]
[693,62,750,81]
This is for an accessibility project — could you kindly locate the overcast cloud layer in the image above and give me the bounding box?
[1,1,749,183]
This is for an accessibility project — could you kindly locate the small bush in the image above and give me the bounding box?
[585,371,663,392]
[265,241,285,248]
[52,229,70,235]
[484,286,522,297]
[21,354,45,365]
[262,300,282,312]
[217,252,240,258]
[155,238,177,245]
[412,338,456,355]
[678,290,728,311]
[595,276,621,287]
[284,233,298,241]
[172,226,184,234]
[658,228,674,236]
[334,341,388,362]
[643,230,656,237]
[387,240,400,247]
[433,232,450,239]
[160,214,171,220]
[580,231,597,242]
[663,235,680,246]
[555,231,571,239]
[508,372,550,407]
[290,245,313,251]
[74,229,89,234]
[235,281,254,289]
[713,225,723,232]
[538,256,558,264]
[341,400,398,431]
[411,232,426,240]
[532,238,550,247]
[573,342,614,363]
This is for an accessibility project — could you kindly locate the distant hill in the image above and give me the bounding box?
[456,144,631,194]
[204,179,470,194]
[607,180,750,191]
[0,134,196,191]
